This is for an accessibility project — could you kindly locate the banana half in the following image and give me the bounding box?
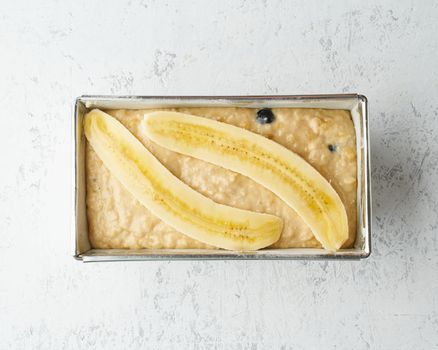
[143,111,349,251]
[84,109,283,251]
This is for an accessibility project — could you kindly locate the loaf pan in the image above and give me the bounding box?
[73,94,371,261]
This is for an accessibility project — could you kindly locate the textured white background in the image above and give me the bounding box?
[1,0,437,349]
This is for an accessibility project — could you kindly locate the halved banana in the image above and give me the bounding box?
[84,109,283,251]
[142,111,349,251]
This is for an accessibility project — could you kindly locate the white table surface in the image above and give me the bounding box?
[1,0,437,349]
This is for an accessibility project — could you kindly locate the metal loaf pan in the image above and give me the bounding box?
[73,94,371,262]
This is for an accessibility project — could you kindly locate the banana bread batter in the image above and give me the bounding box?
[86,107,357,249]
